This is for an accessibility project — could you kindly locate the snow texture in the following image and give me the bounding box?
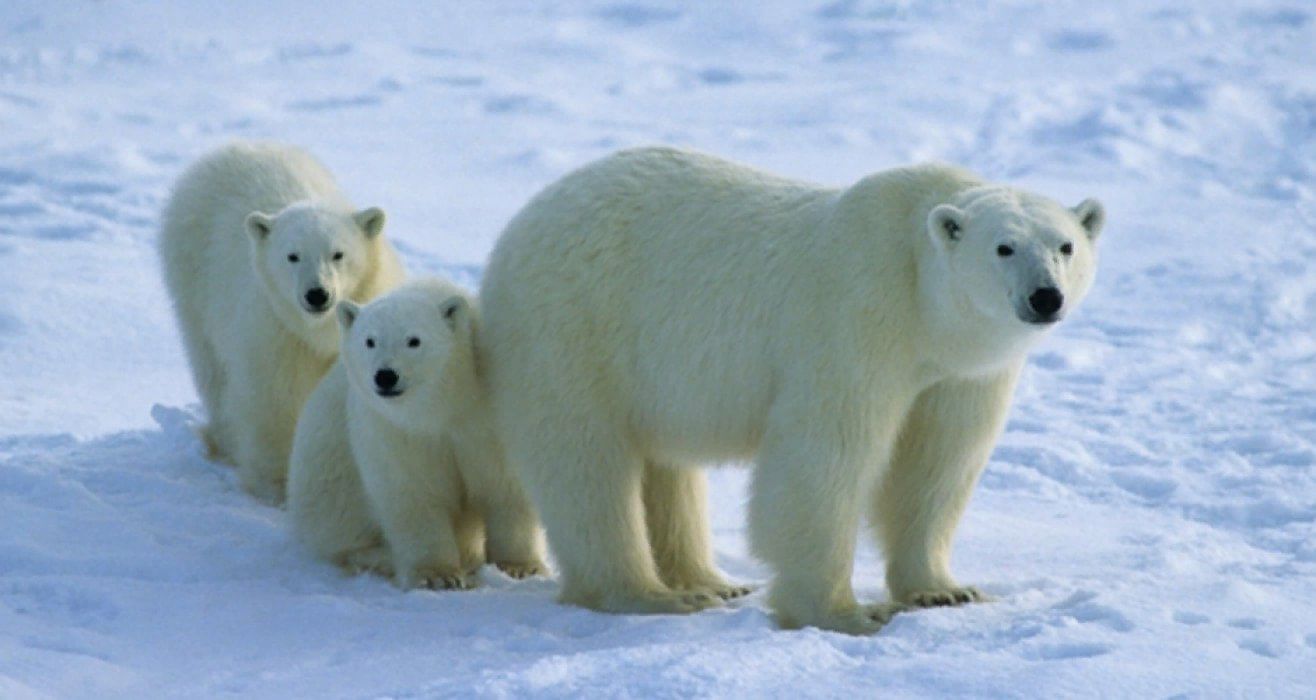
[2,1,1314,697]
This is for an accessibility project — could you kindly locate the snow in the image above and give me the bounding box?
[2,0,1315,696]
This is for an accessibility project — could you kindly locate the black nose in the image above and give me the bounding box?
[374,368,399,390]
[1029,287,1064,317]
[304,287,329,309]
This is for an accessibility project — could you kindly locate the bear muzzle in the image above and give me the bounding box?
[373,368,404,397]
[302,286,331,314]
[1022,286,1064,324]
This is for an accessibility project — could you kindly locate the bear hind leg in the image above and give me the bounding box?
[179,331,233,463]
[508,420,719,614]
[643,462,751,601]
[455,508,486,576]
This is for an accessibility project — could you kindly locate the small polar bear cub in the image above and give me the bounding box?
[159,142,404,502]
[480,147,1103,634]
[288,278,546,590]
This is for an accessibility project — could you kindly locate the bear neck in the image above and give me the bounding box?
[913,250,1044,381]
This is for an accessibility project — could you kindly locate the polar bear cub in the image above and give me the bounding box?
[159,141,404,502]
[287,278,546,589]
[479,147,1103,634]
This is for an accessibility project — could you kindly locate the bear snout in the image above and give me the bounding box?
[374,368,402,396]
[1027,287,1064,322]
[303,287,330,312]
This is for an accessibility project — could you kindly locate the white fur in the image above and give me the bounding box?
[159,141,405,502]
[479,146,1102,633]
[287,279,546,589]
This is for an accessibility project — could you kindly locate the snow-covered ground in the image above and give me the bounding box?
[2,1,1314,696]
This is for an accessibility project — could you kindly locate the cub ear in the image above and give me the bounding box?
[439,295,468,331]
[927,204,966,250]
[353,207,386,239]
[1072,198,1105,241]
[337,300,360,331]
[245,211,274,241]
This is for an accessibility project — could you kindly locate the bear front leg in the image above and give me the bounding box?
[228,389,294,505]
[356,443,470,591]
[750,415,904,635]
[643,463,751,600]
[875,368,1020,607]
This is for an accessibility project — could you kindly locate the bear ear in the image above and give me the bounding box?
[353,207,386,239]
[439,295,467,330]
[337,300,360,331]
[1072,198,1105,241]
[927,204,966,249]
[245,211,274,241]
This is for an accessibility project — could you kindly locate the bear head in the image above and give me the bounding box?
[336,280,472,430]
[926,187,1103,329]
[245,202,386,330]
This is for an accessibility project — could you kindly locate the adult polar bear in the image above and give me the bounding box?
[160,142,404,502]
[480,147,1103,634]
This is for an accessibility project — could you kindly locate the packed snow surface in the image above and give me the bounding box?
[2,1,1314,697]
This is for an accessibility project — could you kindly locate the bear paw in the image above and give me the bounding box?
[400,567,475,591]
[709,583,755,601]
[237,469,286,506]
[595,589,724,615]
[828,603,908,635]
[673,580,754,601]
[494,560,547,579]
[776,602,907,635]
[340,547,394,578]
[907,586,988,608]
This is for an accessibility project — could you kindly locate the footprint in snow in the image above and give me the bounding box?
[1172,610,1210,625]
[1226,617,1264,630]
[1238,638,1281,659]
[1033,642,1113,660]
[1045,29,1114,52]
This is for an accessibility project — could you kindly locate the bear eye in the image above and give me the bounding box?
[332,251,344,261]
[407,337,421,348]
[1060,242,1074,256]
[996,244,1014,257]
[287,253,300,263]
[365,337,375,349]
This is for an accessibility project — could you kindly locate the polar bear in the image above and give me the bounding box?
[479,147,1103,634]
[287,278,546,589]
[159,141,405,502]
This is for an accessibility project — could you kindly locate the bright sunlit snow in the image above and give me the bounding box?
[2,1,1314,697]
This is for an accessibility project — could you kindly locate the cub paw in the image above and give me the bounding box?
[906,586,987,608]
[339,547,394,578]
[400,566,475,591]
[494,560,547,579]
[707,582,754,601]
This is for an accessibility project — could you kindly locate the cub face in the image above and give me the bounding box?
[927,188,1103,328]
[246,203,385,325]
[336,285,470,427]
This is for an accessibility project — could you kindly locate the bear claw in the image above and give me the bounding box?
[718,585,754,600]
[495,561,547,579]
[402,569,475,591]
[908,586,987,608]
